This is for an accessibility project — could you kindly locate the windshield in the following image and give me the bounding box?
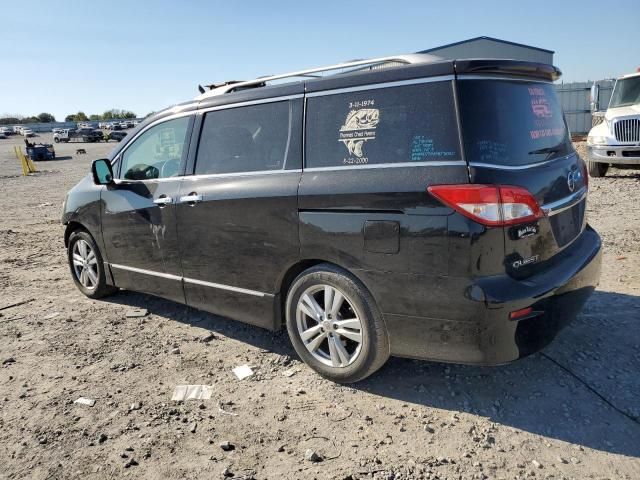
[609,76,640,108]
[458,80,572,166]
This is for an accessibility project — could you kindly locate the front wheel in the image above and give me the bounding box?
[67,230,117,299]
[587,161,608,177]
[285,264,389,383]
[54,137,59,143]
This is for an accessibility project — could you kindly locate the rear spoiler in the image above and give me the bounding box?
[454,59,562,82]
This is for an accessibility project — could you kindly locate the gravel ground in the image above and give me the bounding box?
[1,135,639,480]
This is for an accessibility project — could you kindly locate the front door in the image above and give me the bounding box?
[176,98,303,328]
[101,115,193,303]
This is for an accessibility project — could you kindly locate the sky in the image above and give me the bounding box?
[1,0,639,121]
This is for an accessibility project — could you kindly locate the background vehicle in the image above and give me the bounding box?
[22,128,35,137]
[26,143,55,160]
[0,127,11,137]
[54,128,103,143]
[13,126,22,134]
[587,69,640,177]
[0,131,6,139]
[105,130,127,142]
[62,55,601,383]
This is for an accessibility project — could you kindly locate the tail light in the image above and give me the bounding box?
[580,159,589,190]
[428,184,543,227]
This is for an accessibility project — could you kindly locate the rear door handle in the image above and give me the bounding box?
[179,193,203,204]
[153,196,173,206]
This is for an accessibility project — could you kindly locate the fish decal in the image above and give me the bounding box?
[338,108,380,159]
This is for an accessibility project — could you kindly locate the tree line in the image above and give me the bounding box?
[0,109,141,125]
[64,109,137,122]
[0,112,56,125]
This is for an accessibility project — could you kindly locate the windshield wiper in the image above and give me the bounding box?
[529,145,561,155]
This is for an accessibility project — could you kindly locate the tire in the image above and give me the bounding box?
[67,229,117,299]
[285,264,389,383]
[54,137,59,143]
[587,161,608,177]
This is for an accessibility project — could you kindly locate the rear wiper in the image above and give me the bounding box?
[528,145,561,155]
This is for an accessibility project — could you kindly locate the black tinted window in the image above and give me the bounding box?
[305,82,460,168]
[458,80,572,166]
[196,101,298,175]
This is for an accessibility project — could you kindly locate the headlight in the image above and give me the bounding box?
[587,136,607,145]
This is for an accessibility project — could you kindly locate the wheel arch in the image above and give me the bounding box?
[64,220,88,247]
[276,258,379,329]
[64,221,116,287]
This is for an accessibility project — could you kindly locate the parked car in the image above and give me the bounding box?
[54,128,103,143]
[13,126,22,134]
[0,131,6,139]
[587,70,640,177]
[22,128,35,137]
[106,130,127,142]
[62,54,602,383]
[0,127,11,137]
[119,122,129,129]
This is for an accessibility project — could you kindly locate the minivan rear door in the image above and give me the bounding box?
[457,77,588,277]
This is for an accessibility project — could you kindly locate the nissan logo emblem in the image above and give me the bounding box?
[567,170,579,192]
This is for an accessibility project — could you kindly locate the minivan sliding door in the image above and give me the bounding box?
[176,98,303,329]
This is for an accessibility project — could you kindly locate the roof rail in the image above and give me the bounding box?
[195,53,441,100]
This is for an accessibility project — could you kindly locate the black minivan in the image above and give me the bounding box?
[62,54,602,382]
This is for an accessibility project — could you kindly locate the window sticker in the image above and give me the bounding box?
[411,135,457,161]
[477,140,508,163]
[338,102,379,164]
[528,86,564,140]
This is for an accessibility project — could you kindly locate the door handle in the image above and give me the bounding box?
[153,196,173,206]
[179,193,203,204]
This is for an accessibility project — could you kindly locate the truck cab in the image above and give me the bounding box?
[587,70,640,177]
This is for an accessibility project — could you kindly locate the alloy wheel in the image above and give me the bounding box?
[295,285,363,367]
[72,239,98,290]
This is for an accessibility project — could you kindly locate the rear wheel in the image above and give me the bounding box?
[587,161,608,177]
[67,230,116,299]
[285,264,389,383]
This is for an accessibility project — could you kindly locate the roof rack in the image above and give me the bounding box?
[195,53,440,99]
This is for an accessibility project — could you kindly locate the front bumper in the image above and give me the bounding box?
[588,144,640,165]
[383,226,602,365]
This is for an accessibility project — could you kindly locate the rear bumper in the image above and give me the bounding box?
[588,144,640,165]
[381,226,602,365]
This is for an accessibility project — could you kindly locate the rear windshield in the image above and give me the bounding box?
[458,80,573,166]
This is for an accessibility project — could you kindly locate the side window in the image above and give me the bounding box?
[195,100,298,175]
[305,81,461,168]
[119,116,191,180]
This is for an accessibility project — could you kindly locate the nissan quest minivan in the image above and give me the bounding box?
[62,54,602,383]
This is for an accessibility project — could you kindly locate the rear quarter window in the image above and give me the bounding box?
[305,81,461,168]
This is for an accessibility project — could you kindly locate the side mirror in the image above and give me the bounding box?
[590,84,600,112]
[91,158,114,185]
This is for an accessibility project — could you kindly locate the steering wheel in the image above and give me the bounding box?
[160,159,180,178]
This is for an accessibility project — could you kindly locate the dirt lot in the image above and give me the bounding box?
[1,134,639,480]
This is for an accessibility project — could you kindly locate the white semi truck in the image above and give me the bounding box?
[587,69,640,177]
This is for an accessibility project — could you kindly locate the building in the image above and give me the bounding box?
[418,36,554,65]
